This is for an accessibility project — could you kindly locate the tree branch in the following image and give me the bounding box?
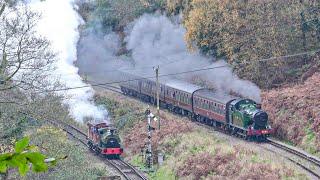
[5,37,23,82]
[0,3,5,17]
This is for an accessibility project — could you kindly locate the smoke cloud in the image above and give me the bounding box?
[78,14,261,102]
[29,0,108,122]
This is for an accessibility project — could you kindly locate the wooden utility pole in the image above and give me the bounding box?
[155,65,160,130]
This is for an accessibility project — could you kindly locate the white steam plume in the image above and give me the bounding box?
[126,14,261,102]
[30,0,108,122]
[78,14,261,103]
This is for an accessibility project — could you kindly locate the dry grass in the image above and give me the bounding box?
[161,131,302,179]
[262,72,320,155]
[95,90,307,179]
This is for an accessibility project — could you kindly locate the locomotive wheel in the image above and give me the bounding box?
[96,148,101,155]
[231,127,237,135]
[223,125,229,134]
[244,134,248,140]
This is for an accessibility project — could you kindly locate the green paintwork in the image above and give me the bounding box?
[100,128,121,144]
[231,101,258,129]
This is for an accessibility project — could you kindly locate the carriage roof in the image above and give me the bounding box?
[194,89,237,104]
[162,79,202,94]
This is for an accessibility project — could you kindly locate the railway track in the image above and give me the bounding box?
[193,120,320,178]
[266,138,320,179]
[108,160,148,180]
[47,120,147,180]
[94,84,320,178]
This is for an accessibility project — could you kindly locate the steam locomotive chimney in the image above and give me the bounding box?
[256,104,262,109]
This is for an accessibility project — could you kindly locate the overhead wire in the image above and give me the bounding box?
[256,48,320,63]
[35,65,229,94]
[29,45,320,94]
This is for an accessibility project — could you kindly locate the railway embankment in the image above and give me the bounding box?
[0,119,112,179]
[94,89,310,179]
[262,72,320,158]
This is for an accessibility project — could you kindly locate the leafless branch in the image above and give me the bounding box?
[0,5,56,92]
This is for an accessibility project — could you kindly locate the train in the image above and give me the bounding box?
[119,72,272,141]
[87,122,123,159]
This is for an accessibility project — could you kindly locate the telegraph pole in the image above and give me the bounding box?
[155,65,160,130]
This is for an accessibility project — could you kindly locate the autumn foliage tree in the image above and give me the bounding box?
[92,0,165,30]
[183,0,320,87]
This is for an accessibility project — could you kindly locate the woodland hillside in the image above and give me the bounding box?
[0,0,319,178]
[77,0,320,156]
[262,55,320,155]
[79,0,320,88]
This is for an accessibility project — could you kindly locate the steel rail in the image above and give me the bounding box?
[47,120,147,180]
[95,84,320,178]
[268,139,320,167]
[188,120,320,179]
[267,138,320,178]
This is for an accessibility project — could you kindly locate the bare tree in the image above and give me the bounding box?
[0,2,70,132]
[0,3,55,92]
